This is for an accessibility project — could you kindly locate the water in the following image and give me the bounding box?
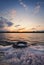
[0,33,44,43]
[0,33,44,65]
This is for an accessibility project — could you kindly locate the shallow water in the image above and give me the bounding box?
[0,33,44,65]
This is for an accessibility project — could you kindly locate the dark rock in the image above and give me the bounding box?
[13,41,27,48]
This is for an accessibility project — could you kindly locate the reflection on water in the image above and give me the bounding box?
[0,33,44,43]
[0,33,44,65]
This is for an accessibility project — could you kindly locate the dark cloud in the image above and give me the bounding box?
[15,25,20,27]
[0,17,13,28]
[0,21,4,28]
[18,28,25,30]
[6,22,13,27]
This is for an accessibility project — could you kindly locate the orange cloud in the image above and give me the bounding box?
[17,28,26,32]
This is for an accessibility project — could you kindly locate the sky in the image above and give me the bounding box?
[0,0,44,32]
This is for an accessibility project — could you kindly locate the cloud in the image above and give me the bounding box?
[33,3,40,14]
[36,25,41,27]
[15,25,20,27]
[9,9,16,19]
[3,9,16,20]
[19,0,28,10]
[18,28,25,30]
[31,27,36,31]
[17,28,26,32]
[31,25,41,31]
[0,17,13,28]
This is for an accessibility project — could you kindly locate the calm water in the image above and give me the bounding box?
[0,33,44,65]
[0,33,44,44]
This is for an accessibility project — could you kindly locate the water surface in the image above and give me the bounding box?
[0,33,44,65]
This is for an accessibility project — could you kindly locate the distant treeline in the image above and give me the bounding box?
[0,31,44,33]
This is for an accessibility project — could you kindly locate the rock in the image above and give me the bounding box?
[13,41,27,48]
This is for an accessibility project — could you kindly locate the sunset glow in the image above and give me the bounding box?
[0,0,44,32]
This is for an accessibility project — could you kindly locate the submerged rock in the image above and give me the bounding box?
[13,41,28,48]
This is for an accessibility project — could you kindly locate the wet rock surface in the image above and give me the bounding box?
[0,45,44,65]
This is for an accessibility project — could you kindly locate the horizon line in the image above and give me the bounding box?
[0,31,44,33]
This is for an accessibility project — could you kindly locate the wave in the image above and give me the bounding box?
[0,40,44,46]
[0,44,44,65]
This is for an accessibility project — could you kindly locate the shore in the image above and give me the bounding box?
[0,45,44,65]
